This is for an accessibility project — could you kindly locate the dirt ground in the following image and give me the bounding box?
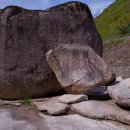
[103,39,130,67]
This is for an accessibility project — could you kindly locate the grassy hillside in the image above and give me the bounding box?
[95,0,130,41]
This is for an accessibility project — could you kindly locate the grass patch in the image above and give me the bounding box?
[19,97,32,106]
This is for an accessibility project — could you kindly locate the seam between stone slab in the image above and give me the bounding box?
[52,51,64,74]
[87,56,105,81]
[70,56,105,87]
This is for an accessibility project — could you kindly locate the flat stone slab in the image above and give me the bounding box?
[108,78,130,107]
[71,100,130,125]
[0,102,130,130]
[0,109,37,130]
[39,113,130,130]
[33,100,68,116]
[58,94,88,104]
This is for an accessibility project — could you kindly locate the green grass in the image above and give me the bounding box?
[19,97,32,106]
[95,0,130,41]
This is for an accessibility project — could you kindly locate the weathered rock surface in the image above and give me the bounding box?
[33,99,68,115]
[1,107,130,130]
[40,114,130,130]
[58,94,88,104]
[0,109,37,130]
[0,1,103,99]
[46,44,115,94]
[71,100,130,125]
[108,78,130,107]
[1,98,130,130]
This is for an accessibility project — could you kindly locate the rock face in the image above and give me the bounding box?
[0,2,103,99]
[46,44,115,94]
[108,78,130,107]
[71,100,130,125]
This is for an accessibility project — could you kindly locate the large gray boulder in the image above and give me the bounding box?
[46,44,115,94]
[0,1,103,99]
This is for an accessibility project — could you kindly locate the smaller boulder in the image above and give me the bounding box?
[46,44,115,94]
[58,94,88,104]
[108,78,130,107]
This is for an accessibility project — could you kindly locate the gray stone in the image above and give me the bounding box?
[116,76,123,82]
[0,1,103,99]
[108,78,130,107]
[122,78,130,85]
[71,100,130,125]
[33,100,68,115]
[58,94,88,104]
[46,44,115,94]
[0,103,130,130]
[39,113,130,130]
[0,109,37,130]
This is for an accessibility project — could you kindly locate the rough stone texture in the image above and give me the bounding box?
[1,107,130,130]
[58,94,88,104]
[0,109,37,130]
[0,100,130,130]
[39,114,130,130]
[0,1,103,99]
[33,100,68,115]
[108,78,130,107]
[71,100,130,125]
[46,44,115,94]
